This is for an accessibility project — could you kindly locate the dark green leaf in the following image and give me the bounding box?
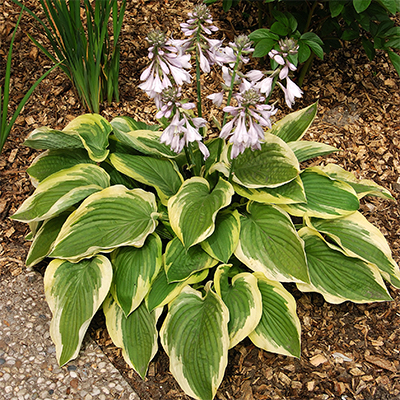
[375,20,394,36]
[253,39,276,58]
[383,26,400,37]
[298,42,311,63]
[353,0,372,13]
[249,29,279,41]
[271,21,290,36]
[385,37,400,49]
[377,0,398,14]
[387,50,400,76]
[329,0,345,17]
[304,40,324,60]
[362,37,376,60]
[341,29,360,41]
[271,9,288,26]
[300,32,324,46]
[287,13,298,32]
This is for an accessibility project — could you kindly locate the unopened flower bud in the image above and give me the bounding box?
[242,89,262,107]
[147,30,167,47]
[162,87,180,103]
[278,37,298,54]
[192,4,212,22]
[233,34,253,53]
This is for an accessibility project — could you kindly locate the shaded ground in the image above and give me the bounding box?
[1,1,400,399]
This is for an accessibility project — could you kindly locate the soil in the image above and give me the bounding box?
[1,1,400,399]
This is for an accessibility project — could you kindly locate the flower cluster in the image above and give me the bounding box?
[158,87,209,159]
[179,4,231,72]
[243,38,303,109]
[220,80,276,159]
[139,6,303,161]
[138,30,191,105]
[270,38,303,108]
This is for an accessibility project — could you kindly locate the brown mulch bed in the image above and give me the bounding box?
[1,1,400,399]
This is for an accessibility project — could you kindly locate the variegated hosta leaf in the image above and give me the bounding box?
[23,126,84,150]
[214,265,262,349]
[50,185,159,261]
[201,211,240,263]
[110,234,162,317]
[26,211,71,268]
[103,296,161,379]
[110,115,160,133]
[267,102,318,142]
[62,114,112,162]
[109,153,183,205]
[287,141,338,163]
[146,268,209,312]
[26,221,42,240]
[168,177,234,248]
[297,227,392,304]
[307,212,400,288]
[44,255,113,366]
[235,202,309,283]
[108,134,141,156]
[280,167,360,218]
[111,117,176,158]
[230,133,300,189]
[233,176,306,205]
[101,161,138,189]
[165,237,218,283]
[160,283,229,400]
[11,164,110,223]
[26,149,95,186]
[321,163,395,200]
[249,272,301,358]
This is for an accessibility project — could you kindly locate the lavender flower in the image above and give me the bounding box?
[277,77,303,109]
[245,70,274,96]
[139,30,192,99]
[158,87,209,160]
[207,66,241,106]
[181,4,218,37]
[220,80,276,159]
[207,91,224,107]
[269,38,298,74]
[268,37,303,107]
[179,4,229,73]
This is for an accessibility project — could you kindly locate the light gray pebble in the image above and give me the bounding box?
[115,384,124,391]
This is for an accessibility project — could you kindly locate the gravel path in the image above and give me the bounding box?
[0,272,140,400]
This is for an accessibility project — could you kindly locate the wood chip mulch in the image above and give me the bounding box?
[0,1,399,399]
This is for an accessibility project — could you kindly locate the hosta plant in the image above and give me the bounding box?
[12,5,399,400]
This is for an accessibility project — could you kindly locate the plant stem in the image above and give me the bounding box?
[298,52,314,87]
[184,146,193,175]
[195,46,204,136]
[216,52,242,162]
[304,0,318,33]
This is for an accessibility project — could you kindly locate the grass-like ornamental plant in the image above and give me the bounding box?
[12,5,399,400]
[0,8,58,153]
[12,0,126,113]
